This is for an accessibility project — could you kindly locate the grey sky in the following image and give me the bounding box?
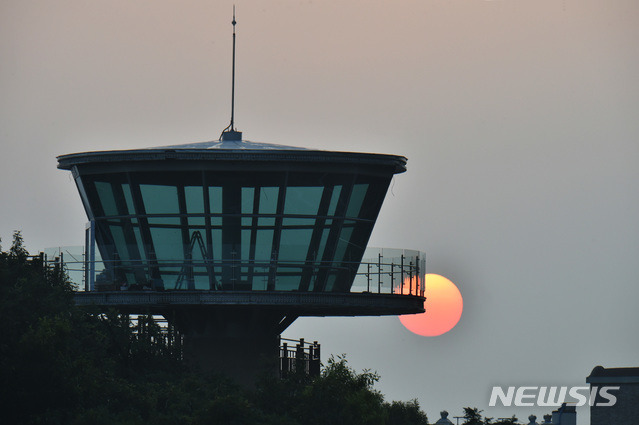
[1,1,637,423]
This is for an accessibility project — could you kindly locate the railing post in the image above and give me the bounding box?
[281,342,289,378]
[309,340,321,376]
[296,340,305,374]
[400,254,404,295]
[409,261,413,295]
[415,255,421,295]
[367,263,370,292]
[390,262,395,294]
[377,253,382,294]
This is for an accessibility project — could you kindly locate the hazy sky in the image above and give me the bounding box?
[1,1,637,423]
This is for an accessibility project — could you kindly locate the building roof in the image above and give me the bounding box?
[587,366,639,384]
[57,139,407,174]
[152,139,309,151]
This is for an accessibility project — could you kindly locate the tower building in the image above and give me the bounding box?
[56,11,425,383]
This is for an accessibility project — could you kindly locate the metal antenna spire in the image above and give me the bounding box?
[221,5,242,141]
[230,5,237,130]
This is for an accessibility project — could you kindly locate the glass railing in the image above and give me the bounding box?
[352,247,425,297]
[43,246,424,296]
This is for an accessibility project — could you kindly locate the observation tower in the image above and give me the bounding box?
[56,11,425,384]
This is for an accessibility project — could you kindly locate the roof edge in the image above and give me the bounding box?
[57,147,408,174]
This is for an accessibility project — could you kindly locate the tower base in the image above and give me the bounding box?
[172,308,293,386]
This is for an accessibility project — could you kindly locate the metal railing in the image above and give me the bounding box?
[279,337,321,378]
[42,247,425,297]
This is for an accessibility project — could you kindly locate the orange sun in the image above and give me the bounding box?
[398,274,463,337]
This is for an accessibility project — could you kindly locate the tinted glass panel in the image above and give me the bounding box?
[185,186,204,214]
[122,184,136,215]
[259,187,278,214]
[346,184,368,218]
[334,225,355,263]
[258,217,275,226]
[254,230,274,262]
[241,229,251,261]
[284,187,322,215]
[140,185,179,214]
[242,187,254,214]
[109,225,129,260]
[327,185,342,216]
[279,229,313,262]
[95,182,119,216]
[149,228,183,261]
[275,268,302,291]
[81,169,391,292]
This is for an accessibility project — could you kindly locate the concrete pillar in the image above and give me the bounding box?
[170,308,287,386]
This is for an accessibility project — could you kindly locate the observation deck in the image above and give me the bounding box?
[58,139,424,314]
[57,138,425,381]
[54,246,425,318]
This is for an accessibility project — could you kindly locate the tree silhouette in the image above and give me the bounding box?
[493,417,519,425]
[463,407,485,425]
[0,234,430,425]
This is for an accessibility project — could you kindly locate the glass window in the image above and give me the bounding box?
[140,185,179,214]
[209,187,223,226]
[241,187,255,226]
[188,217,205,226]
[275,269,302,291]
[211,229,222,276]
[254,230,274,262]
[258,217,275,227]
[192,271,209,290]
[252,272,269,291]
[284,187,322,216]
[160,266,181,288]
[327,185,342,216]
[241,229,251,261]
[149,228,183,261]
[316,226,332,262]
[282,217,316,228]
[95,182,119,216]
[241,187,254,214]
[185,186,204,214]
[325,274,337,292]
[109,224,129,260]
[259,187,279,214]
[345,184,368,218]
[132,226,146,260]
[279,229,313,262]
[122,183,136,215]
[209,187,222,213]
[333,225,354,263]
[188,230,207,260]
[81,170,391,292]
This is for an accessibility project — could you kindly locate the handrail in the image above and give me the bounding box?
[40,247,425,297]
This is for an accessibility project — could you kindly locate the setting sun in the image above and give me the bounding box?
[398,274,463,337]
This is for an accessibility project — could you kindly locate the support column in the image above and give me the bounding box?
[170,308,291,386]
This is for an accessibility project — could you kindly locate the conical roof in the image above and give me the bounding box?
[152,139,310,151]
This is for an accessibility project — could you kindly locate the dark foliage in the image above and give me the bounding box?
[462,408,520,425]
[492,416,519,425]
[0,233,429,425]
